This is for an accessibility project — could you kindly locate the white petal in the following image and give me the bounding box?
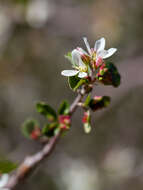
[71,49,85,68]
[78,72,87,78]
[71,49,81,66]
[94,37,105,52]
[97,50,108,59]
[102,48,117,59]
[83,37,91,55]
[0,174,9,187]
[79,60,87,69]
[61,70,79,77]
[77,47,88,55]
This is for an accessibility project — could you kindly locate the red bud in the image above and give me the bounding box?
[30,128,41,140]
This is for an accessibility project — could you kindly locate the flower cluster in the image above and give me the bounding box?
[60,37,120,133]
[21,37,120,137]
[61,37,117,79]
[59,115,71,130]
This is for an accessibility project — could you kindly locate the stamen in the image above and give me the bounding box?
[78,66,87,72]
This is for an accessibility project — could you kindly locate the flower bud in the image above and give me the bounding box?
[76,47,90,64]
[82,110,90,123]
[59,115,71,125]
[81,54,90,64]
[82,112,89,123]
[30,128,41,140]
[59,115,71,130]
[82,110,91,133]
[96,57,104,68]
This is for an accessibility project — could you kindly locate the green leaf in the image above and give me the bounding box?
[36,102,57,121]
[74,79,86,91]
[97,62,121,87]
[68,75,86,91]
[68,75,80,90]
[65,52,72,61]
[84,94,91,107]
[58,100,70,115]
[0,159,18,173]
[54,128,60,136]
[22,119,39,139]
[83,123,91,134]
[42,123,58,137]
[89,96,111,111]
[87,65,92,76]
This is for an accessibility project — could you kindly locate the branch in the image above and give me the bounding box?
[1,37,120,190]
[5,86,87,190]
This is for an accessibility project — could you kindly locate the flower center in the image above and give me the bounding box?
[92,51,97,62]
[78,66,87,72]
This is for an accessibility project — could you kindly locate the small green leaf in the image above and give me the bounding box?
[68,75,80,90]
[58,100,70,115]
[84,94,91,107]
[65,52,72,61]
[36,102,57,121]
[54,128,60,136]
[0,159,18,173]
[42,123,58,137]
[22,119,39,139]
[83,123,91,134]
[68,75,86,91]
[87,65,92,76]
[73,79,86,91]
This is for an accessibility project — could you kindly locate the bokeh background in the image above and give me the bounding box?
[0,0,143,189]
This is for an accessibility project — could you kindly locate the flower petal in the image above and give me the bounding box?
[61,70,79,77]
[94,37,105,52]
[78,72,87,78]
[71,49,81,66]
[0,174,9,188]
[102,48,117,59]
[72,49,86,68]
[77,47,88,55]
[97,50,108,59]
[83,37,91,55]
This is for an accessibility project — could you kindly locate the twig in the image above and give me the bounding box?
[6,132,61,189]
[5,85,88,190]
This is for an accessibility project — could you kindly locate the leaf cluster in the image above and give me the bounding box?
[22,101,70,139]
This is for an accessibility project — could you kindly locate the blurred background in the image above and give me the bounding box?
[0,0,143,189]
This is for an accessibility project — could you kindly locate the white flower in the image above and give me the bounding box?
[61,49,88,78]
[0,174,9,190]
[78,37,117,67]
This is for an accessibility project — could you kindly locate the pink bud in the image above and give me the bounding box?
[82,111,89,123]
[30,128,41,140]
[96,57,103,68]
[60,124,68,130]
[59,115,71,125]
[100,63,106,70]
[93,96,102,101]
